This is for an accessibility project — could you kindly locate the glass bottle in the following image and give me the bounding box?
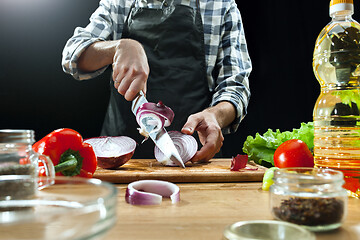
[270,167,348,232]
[312,0,360,198]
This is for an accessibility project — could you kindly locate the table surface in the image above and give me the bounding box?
[103,182,360,240]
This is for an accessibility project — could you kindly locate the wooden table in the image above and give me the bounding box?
[102,182,360,240]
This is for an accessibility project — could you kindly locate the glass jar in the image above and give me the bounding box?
[0,129,54,200]
[270,167,348,232]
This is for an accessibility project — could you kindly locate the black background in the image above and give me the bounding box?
[1,0,359,157]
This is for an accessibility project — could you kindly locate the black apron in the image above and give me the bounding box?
[101,0,211,158]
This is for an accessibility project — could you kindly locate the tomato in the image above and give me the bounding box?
[274,139,314,168]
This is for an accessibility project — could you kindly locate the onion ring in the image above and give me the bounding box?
[125,180,180,205]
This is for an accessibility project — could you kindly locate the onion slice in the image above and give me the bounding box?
[84,136,136,169]
[136,101,174,127]
[154,131,198,166]
[136,101,174,138]
[125,180,180,205]
[230,154,258,171]
[230,154,248,171]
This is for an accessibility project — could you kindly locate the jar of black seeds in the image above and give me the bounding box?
[270,167,347,232]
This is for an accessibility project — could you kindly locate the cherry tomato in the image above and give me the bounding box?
[274,139,314,168]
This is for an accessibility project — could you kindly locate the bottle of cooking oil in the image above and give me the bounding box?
[313,0,360,198]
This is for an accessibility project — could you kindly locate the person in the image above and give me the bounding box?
[62,0,252,162]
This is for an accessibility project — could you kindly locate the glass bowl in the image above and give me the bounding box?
[0,176,117,240]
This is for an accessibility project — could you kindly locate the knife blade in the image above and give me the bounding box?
[131,91,185,168]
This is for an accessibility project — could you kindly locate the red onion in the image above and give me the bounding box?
[136,101,174,137]
[125,180,180,205]
[154,131,197,166]
[230,154,248,171]
[230,154,258,171]
[84,136,136,169]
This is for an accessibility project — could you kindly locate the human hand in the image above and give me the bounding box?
[181,110,224,162]
[112,39,149,101]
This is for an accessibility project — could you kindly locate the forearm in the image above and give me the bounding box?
[204,101,236,130]
[77,40,118,72]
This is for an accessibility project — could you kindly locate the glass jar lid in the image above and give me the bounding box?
[223,220,315,240]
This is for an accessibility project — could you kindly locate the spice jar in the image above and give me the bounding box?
[270,167,347,232]
[0,129,54,200]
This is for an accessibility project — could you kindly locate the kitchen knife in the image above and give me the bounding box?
[131,91,185,168]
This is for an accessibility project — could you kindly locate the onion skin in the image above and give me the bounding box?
[230,154,248,171]
[84,136,136,169]
[125,180,180,205]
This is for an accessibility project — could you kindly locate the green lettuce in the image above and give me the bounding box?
[242,122,314,167]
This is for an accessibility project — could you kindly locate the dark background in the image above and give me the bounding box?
[1,0,359,157]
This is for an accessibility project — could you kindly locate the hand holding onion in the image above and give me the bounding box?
[181,102,236,162]
[181,109,224,162]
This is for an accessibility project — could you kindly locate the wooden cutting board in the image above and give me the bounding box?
[93,159,267,183]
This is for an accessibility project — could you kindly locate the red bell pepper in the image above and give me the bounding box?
[33,128,97,178]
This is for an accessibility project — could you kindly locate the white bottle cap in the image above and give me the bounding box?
[330,0,354,16]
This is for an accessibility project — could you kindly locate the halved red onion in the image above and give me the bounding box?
[84,136,136,169]
[125,180,180,205]
[154,131,198,166]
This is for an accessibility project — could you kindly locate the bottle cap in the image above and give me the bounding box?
[329,0,354,16]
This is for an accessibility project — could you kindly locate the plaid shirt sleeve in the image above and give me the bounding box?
[61,0,251,134]
[210,0,252,134]
[61,0,120,80]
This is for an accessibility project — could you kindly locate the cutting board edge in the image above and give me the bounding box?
[94,174,265,184]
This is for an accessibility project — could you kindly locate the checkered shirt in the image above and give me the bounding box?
[62,0,252,134]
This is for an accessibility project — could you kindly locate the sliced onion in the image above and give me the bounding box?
[230,154,248,171]
[84,136,136,169]
[125,180,180,205]
[230,154,258,171]
[137,112,166,138]
[154,131,198,166]
[136,101,174,128]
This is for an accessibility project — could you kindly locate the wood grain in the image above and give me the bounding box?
[103,182,360,240]
[93,158,267,183]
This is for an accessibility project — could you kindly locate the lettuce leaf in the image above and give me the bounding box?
[242,122,314,167]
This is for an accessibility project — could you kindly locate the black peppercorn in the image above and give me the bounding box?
[273,197,345,226]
